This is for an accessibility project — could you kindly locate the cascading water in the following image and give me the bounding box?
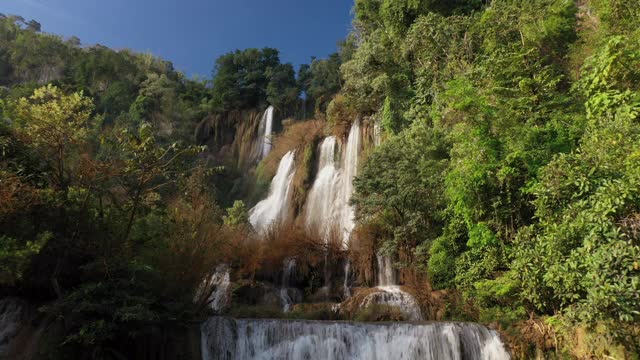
[338,119,360,245]
[364,254,424,321]
[304,136,341,239]
[249,151,296,233]
[303,119,361,247]
[201,317,511,360]
[377,254,398,286]
[302,120,361,301]
[255,105,275,161]
[361,286,424,321]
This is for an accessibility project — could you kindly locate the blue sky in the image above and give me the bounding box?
[3,0,354,77]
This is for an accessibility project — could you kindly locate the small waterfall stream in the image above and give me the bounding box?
[255,105,275,161]
[249,151,296,233]
[377,254,398,286]
[201,317,511,360]
[366,254,424,321]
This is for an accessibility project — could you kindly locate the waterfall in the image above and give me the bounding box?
[369,254,424,320]
[201,317,511,360]
[361,287,424,321]
[249,151,296,233]
[376,254,398,286]
[255,105,275,160]
[304,136,341,239]
[338,119,360,245]
[303,119,361,247]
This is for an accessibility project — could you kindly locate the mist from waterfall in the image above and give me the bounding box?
[249,151,296,233]
[202,317,511,360]
[304,119,361,247]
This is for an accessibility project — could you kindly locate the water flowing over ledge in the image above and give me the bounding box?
[303,119,361,247]
[256,106,275,160]
[201,317,510,360]
[249,150,296,233]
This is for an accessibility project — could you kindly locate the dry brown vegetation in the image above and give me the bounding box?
[259,224,343,281]
[152,170,227,309]
[0,172,40,217]
[349,222,381,287]
[257,119,324,181]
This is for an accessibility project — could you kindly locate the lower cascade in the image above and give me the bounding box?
[201,317,510,360]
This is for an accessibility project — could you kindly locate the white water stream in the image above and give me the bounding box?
[304,120,361,247]
[256,105,275,160]
[249,151,296,233]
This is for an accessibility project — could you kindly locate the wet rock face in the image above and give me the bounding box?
[338,286,424,321]
[360,286,423,321]
[0,298,28,357]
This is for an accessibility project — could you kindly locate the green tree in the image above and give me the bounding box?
[209,47,292,112]
[15,84,94,190]
[223,200,251,228]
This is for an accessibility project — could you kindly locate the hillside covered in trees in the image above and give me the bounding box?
[1,0,639,358]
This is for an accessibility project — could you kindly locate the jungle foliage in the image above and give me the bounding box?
[348,0,640,355]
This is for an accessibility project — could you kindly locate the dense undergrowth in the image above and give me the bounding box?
[346,0,640,357]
